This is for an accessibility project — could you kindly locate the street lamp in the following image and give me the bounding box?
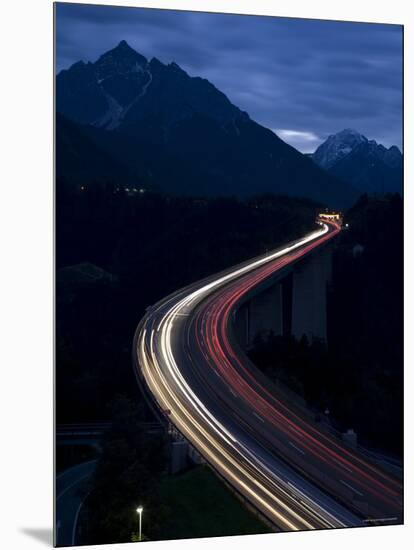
[136,506,143,542]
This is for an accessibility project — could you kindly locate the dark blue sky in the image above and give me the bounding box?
[55,2,403,153]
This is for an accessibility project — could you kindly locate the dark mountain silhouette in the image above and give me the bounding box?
[56,112,137,186]
[56,41,358,206]
[312,129,402,195]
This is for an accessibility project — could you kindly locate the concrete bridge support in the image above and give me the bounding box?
[233,282,285,348]
[170,439,189,474]
[248,283,283,343]
[291,246,332,342]
[233,244,333,347]
[234,301,250,348]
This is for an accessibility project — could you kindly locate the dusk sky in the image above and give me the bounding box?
[55,2,403,153]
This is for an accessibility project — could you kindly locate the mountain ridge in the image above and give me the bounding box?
[312,129,402,195]
[56,41,359,207]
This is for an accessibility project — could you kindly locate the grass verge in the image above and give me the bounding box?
[157,465,272,540]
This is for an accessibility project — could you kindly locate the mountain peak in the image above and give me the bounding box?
[93,41,148,86]
[96,40,147,67]
[332,128,367,144]
[312,129,402,195]
[339,128,363,136]
[57,43,360,206]
[388,144,402,154]
[383,144,403,169]
[313,129,367,169]
[112,40,142,55]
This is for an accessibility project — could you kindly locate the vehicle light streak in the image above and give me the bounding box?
[135,220,402,530]
[200,265,402,506]
[139,323,318,529]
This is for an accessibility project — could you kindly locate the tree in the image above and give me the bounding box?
[83,396,168,544]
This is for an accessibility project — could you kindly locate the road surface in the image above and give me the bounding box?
[55,460,96,546]
[134,220,402,531]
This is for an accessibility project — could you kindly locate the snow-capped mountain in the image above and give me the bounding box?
[313,129,367,170]
[312,130,402,195]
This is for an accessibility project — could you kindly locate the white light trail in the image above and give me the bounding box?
[137,222,348,530]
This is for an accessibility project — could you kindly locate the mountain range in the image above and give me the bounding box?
[56,40,359,206]
[312,129,402,196]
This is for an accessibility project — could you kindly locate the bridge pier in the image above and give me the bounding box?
[248,283,283,343]
[233,244,333,347]
[234,275,296,348]
[170,440,189,474]
[291,246,332,342]
[234,301,250,347]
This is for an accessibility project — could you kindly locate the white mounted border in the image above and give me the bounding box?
[0,1,411,550]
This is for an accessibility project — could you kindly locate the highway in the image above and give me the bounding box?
[134,219,402,531]
[55,460,97,546]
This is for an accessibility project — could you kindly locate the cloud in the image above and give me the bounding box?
[273,129,323,153]
[55,3,403,152]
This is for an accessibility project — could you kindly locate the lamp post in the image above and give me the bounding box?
[136,506,143,542]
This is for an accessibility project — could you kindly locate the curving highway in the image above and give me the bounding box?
[134,219,402,531]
